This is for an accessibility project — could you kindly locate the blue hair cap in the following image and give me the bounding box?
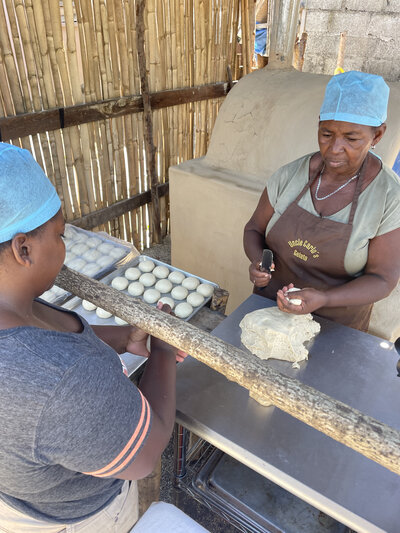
[0,143,61,244]
[320,70,389,127]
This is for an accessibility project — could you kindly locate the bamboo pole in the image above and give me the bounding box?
[56,266,400,478]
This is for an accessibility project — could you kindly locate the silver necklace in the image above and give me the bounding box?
[315,166,360,201]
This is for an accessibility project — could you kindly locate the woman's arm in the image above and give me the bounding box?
[243,188,275,287]
[277,227,400,313]
[91,325,149,357]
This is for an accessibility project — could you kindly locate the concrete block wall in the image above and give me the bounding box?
[302,1,400,81]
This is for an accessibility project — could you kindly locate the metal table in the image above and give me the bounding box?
[175,295,400,533]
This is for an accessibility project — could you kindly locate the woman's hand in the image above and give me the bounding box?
[249,260,275,288]
[276,284,328,315]
[125,326,150,358]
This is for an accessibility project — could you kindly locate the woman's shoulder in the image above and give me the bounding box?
[270,153,314,180]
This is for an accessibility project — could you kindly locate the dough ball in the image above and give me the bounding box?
[64,226,78,240]
[71,243,89,255]
[82,300,97,311]
[197,283,214,298]
[115,316,128,326]
[98,242,114,254]
[86,236,102,248]
[128,282,145,296]
[155,279,173,294]
[81,263,101,277]
[171,286,188,300]
[139,260,155,273]
[72,232,87,243]
[82,249,102,262]
[96,307,112,319]
[168,270,185,284]
[153,265,170,279]
[286,287,302,306]
[65,239,75,251]
[139,273,156,287]
[96,256,114,268]
[111,276,129,291]
[125,267,141,281]
[182,276,200,290]
[64,251,76,265]
[109,247,126,260]
[175,302,193,319]
[187,292,204,307]
[158,296,175,310]
[68,258,86,272]
[143,288,161,304]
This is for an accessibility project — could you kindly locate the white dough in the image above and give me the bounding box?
[153,265,170,279]
[175,302,193,319]
[96,256,114,268]
[187,292,204,307]
[111,276,129,291]
[155,279,173,293]
[128,282,145,296]
[81,263,101,277]
[139,273,156,287]
[65,240,75,251]
[125,267,141,281]
[40,290,56,303]
[115,316,128,325]
[98,242,114,254]
[158,296,175,310]
[82,300,97,311]
[64,226,78,240]
[139,260,155,273]
[68,258,86,271]
[286,287,302,306]
[82,249,102,262]
[171,286,188,300]
[182,276,200,290]
[143,288,160,304]
[86,236,102,248]
[168,271,185,284]
[64,251,76,265]
[71,243,89,255]
[109,247,126,260]
[96,307,112,319]
[197,283,214,297]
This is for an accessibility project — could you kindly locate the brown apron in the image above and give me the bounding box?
[255,158,372,331]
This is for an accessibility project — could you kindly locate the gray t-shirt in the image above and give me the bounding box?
[0,302,152,523]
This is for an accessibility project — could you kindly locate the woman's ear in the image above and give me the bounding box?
[10,234,33,267]
[372,123,387,147]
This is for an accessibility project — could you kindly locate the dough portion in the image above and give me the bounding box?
[125,267,141,281]
[187,292,204,307]
[175,302,193,319]
[143,288,160,304]
[111,276,129,291]
[82,300,97,311]
[139,273,156,287]
[153,265,170,279]
[197,283,214,297]
[128,282,145,296]
[168,271,185,284]
[139,260,155,272]
[182,276,200,290]
[158,296,175,310]
[171,286,188,300]
[96,307,112,319]
[155,279,172,293]
[240,306,320,367]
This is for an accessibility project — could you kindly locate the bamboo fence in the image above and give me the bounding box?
[0,0,251,248]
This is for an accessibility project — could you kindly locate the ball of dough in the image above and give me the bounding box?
[187,292,204,307]
[197,283,214,298]
[96,256,114,268]
[182,276,200,290]
[72,232,86,243]
[171,286,188,300]
[168,270,185,284]
[155,279,173,294]
[98,242,114,254]
[158,296,175,310]
[109,247,126,260]
[71,243,89,255]
[86,236,102,248]
[96,307,112,319]
[115,316,128,325]
[125,267,141,281]
[139,273,156,287]
[286,287,302,306]
[82,300,97,311]
[82,249,102,262]
[65,239,75,251]
[175,302,193,319]
[64,226,78,240]
[128,282,145,296]
[64,251,76,265]
[111,276,129,291]
[143,288,161,304]
[139,260,155,272]
[153,265,170,279]
[68,258,86,272]
[81,263,101,277]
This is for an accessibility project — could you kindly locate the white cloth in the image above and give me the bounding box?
[131,502,209,533]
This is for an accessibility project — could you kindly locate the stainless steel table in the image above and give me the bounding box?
[175,295,400,533]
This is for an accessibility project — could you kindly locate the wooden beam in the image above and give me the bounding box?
[72,182,169,230]
[0,83,229,141]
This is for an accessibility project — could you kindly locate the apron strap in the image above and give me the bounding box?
[347,155,368,225]
[293,154,324,204]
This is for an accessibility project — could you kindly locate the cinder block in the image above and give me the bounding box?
[303,10,333,33]
[364,58,400,81]
[326,11,370,34]
[386,0,400,12]
[366,14,400,39]
[344,0,386,12]
[368,37,397,60]
[304,32,340,55]
[344,36,370,57]
[306,0,343,9]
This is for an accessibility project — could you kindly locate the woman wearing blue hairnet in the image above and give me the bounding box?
[0,144,186,530]
[244,70,400,331]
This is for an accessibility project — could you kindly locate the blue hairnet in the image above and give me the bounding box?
[320,71,389,127]
[0,143,61,244]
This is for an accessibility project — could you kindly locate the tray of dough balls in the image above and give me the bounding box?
[40,224,135,305]
[63,256,218,322]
